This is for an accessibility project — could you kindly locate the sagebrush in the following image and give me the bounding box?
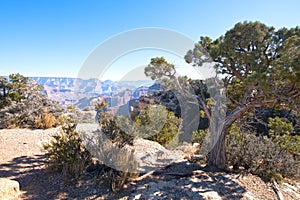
[226,123,299,182]
[43,116,92,178]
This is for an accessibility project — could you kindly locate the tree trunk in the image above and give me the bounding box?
[208,128,227,169]
[208,105,248,169]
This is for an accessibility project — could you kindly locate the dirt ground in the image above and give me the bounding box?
[0,128,299,200]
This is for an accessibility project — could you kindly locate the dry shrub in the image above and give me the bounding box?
[100,167,139,192]
[84,130,139,192]
[34,109,56,129]
[0,94,63,129]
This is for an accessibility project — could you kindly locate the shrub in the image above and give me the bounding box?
[44,113,138,191]
[91,99,183,190]
[82,106,90,111]
[226,123,299,182]
[34,108,56,129]
[67,105,77,113]
[268,117,300,154]
[100,168,138,192]
[94,94,182,148]
[99,113,134,147]
[83,126,139,192]
[134,105,182,147]
[94,98,134,147]
[88,99,139,191]
[92,145,139,192]
[258,169,284,184]
[192,129,208,146]
[0,95,63,129]
[0,73,64,129]
[43,115,92,179]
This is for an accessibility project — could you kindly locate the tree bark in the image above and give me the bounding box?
[207,98,280,169]
[208,128,227,169]
[208,105,248,169]
[272,181,284,200]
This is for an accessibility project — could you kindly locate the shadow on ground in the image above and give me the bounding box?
[110,161,248,200]
[0,155,109,200]
[0,156,249,199]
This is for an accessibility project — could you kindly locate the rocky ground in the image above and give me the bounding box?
[0,128,299,200]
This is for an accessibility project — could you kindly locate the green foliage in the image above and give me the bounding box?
[0,74,32,109]
[274,28,300,88]
[100,114,134,147]
[43,116,92,178]
[0,77,9,108]
[82,106,91,111]
[7,73,31,102]
[95,99,134,147]
[258,170,284,184]
[226,123,299,182]
[185,21,300,169]
[192,129,208,146]
[95,95,182,147]
[134,105,182,147]
[187,21,300,111]
[226,123,247,169]
[268,117,300,154]
[144,56,212,145]
[67,105,77,113]
[0,73,63,129]
[144,57,176,80]
[0,73,43,106]
[86,100,139,191]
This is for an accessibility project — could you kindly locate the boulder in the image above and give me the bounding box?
[79,127,192,173]
[0,178,20,199]
[129,138,186,172]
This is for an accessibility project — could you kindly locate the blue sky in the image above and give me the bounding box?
[0,0,299,80]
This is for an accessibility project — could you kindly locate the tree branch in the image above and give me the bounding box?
[197,96,211,121]
[272,181,284,200]
[217,59,243,80]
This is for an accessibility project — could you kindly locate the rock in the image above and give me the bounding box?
[153,191,163,197]
[0,178,20,199]
[243,191,255,200]
[80,125,195,174]
[128,138,186,172]
[134,193,142,199]
[201,191,222,200]
[281,182,300,199]
[176,142,203,161]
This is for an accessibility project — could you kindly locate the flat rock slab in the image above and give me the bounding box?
[78,126,187,173]
[0,178,20,199]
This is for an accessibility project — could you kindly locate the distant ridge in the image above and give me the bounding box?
[1,75,157,109]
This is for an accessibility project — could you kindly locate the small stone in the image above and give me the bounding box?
[243,191,255,200]
[201,191,222,200]
[153,191,163,196]
[134,193,142,199]
[0,178,20,199]
[192,187,200,192]
[137,185,147,190]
